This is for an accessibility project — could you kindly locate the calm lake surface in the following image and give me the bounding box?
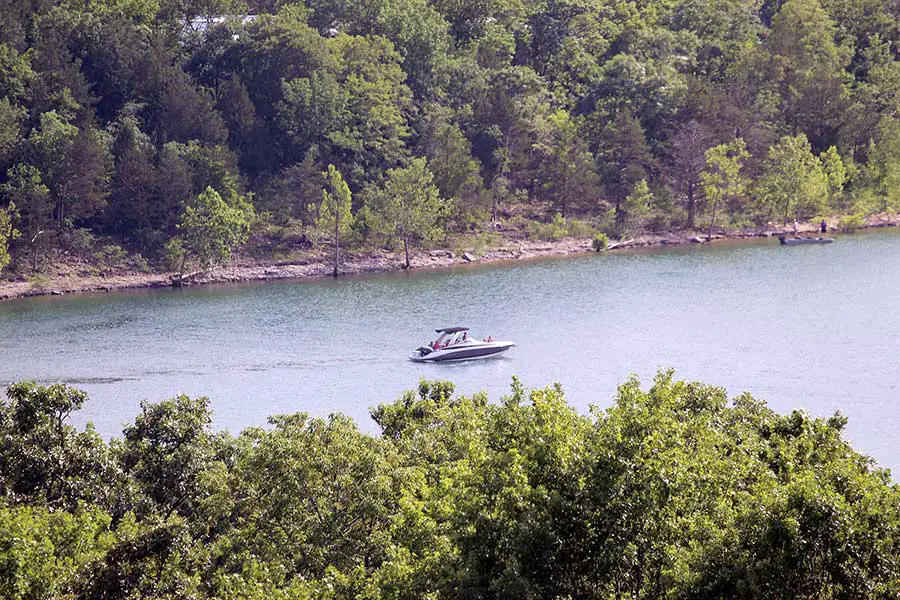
[2,230,900,472]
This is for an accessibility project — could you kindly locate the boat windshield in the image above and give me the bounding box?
[432,330,472,347]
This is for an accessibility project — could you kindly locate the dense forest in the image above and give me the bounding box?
[1,373,899,598]
[1,0,900,275]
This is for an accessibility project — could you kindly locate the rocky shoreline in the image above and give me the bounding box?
[2,216,898,301]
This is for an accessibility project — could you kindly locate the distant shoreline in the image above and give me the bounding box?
[2,216,898,301]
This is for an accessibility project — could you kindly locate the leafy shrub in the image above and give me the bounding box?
[504,214,531,234]
[66,228,95,254]
[567,218,595,238]
[165,238,186,272]
[131,228,169,259]
[97,244,128,268]
[28,274,50,290]
[129,254,151,273]
[647,212,671,232]
[592,232,609,251]
[648,185,680,231]
[528,215,601,241]
[837,213,864,232]
[528,213,569,240]
[451,230,501,255]
[595,207,618,238]
[850,188,897,215]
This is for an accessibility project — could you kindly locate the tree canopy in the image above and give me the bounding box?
[1,372,898,598]
[1,0,900,275]
[167,185,255,278]
[312,163,353,276]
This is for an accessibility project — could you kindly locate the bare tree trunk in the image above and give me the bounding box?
[174,253,187,287]
[685,181,696,229]
[333,216,339,277]
[31,232,41,273]
[403,237,410,269]
[707,194,719,242]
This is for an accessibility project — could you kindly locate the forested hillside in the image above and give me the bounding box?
[2,373,899,598]
[1,0,900,274]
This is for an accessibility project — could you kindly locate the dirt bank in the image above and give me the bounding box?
[2,216,897,301]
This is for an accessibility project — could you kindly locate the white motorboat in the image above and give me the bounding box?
[410,327,515,362]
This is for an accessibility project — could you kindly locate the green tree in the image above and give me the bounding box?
[0,97,25,170]
[313,164,353,277]
[701,138,749,240]
[0,202,19,271]
[620,179,653,235]
[0,44,35,102]
[56,126,112,227]
[28,111,78,229]
[258,150,324,226]
[763,0,851,149]
[669,120,713,229]
[139,44,228,146]
[106,116,159,249]
[0,370,898,597]
[326,33,413,188]
[119,395,215,519]
[580,370,900,599]
[755,133,828,225]
[167,186,254,280]
[203,412,395,594]
[819,145,847,212]
[0,505,117,600]
[593,110,656,233]
[847,38,900,149]
[669,0,763,81]
[858,118,900,213]
[366,157,448,269]
[449,379,594,598]
[278,70,348,166]
[0,382,118,510]
[1,164,51,270]
[416,103,485,228]
[532,109,599,217]
[216,75,257,153]
[374,0,451,96]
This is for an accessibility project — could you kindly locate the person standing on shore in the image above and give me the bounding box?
[821,219,827,233]
[793,219,799,234]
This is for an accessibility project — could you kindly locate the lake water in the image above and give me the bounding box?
[2,230,899,473]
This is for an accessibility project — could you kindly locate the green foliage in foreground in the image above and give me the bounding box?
[1,372,899,599]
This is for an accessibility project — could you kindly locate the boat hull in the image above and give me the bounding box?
[410,341,515,362]
[778,236,834,245]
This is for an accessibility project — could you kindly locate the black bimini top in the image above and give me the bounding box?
[436,326,469,334]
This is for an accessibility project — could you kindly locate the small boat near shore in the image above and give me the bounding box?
[778,235,835,245]
[410,327,515,362]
